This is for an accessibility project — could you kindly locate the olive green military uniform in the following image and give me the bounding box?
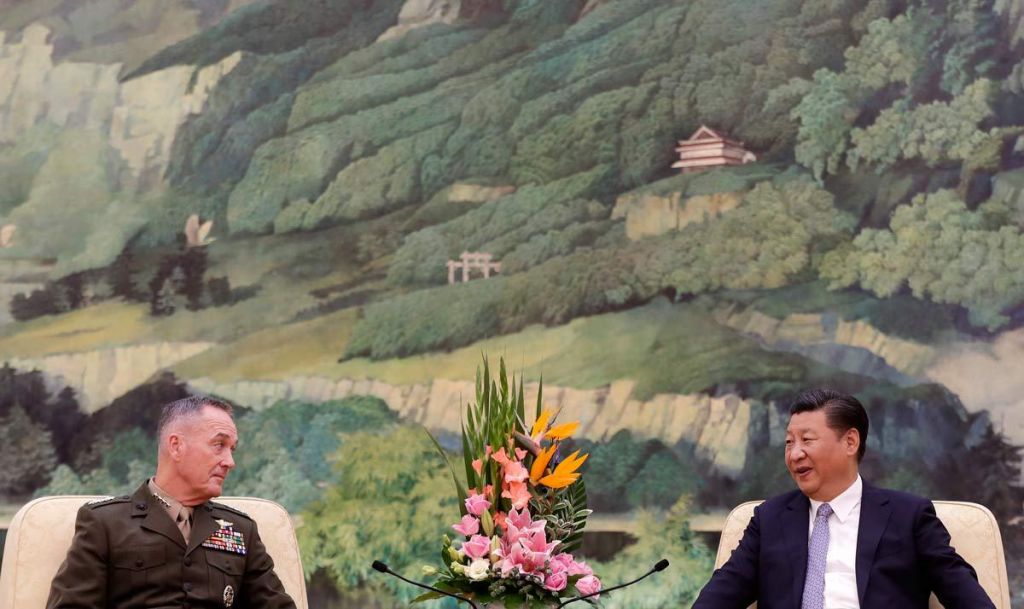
[47,482,296,609]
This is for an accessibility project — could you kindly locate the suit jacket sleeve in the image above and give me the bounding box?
[241,519,298,609]
[913,501,995,609]
[691,505,760,609]
[47,504,109,609]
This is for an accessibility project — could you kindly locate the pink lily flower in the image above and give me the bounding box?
[521,529,559,558]
[498,542,533,576]
[506,507,546,534]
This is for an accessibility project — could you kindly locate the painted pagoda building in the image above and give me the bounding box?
[671,125,757,173]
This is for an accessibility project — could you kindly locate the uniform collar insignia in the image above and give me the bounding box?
[151,492,172,509]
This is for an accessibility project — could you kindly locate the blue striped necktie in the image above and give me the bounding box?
[801,502,832,609]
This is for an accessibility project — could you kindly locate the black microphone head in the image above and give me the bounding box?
[371,560,389,573]
[654,559,669,572]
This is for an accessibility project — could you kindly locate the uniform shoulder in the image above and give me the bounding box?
[208,500,255,521]
[83,495,130,510]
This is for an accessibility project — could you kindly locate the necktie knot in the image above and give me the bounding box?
[177,506,193,524]
[177,506,193,544]
[817,503,833,519]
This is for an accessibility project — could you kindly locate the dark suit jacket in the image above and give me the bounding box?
[47,482,296,609]
[693,484,995,609]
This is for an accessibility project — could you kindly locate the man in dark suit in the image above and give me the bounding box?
[692,389,995,609]
[47,396,296,609]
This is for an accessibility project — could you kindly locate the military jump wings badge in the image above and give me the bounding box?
[201,519,247,555]
[223,584,235,607]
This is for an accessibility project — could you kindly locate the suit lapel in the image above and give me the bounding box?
[783,492,810,607]
[133,484,186,550]
[855,483,892,605]
[187,504,218,556]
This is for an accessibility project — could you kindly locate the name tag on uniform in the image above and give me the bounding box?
[201,520,247,555]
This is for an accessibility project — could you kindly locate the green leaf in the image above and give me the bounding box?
[424,426,468,516]
[411,590,446,603]
[499,357,509,399]
[480,358,491,414]
[535,376,544,421]
[462,421,475,489]
[516,374,526,431]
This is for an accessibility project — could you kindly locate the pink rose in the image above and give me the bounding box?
[550,553,573,572]
[544,570,568,592]
[575,575,601,598]
[452,514,479,537]
[461,534,492,560]
[465,494,491,516]
[568,559,592,577]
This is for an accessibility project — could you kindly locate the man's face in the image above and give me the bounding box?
[175,406,238,504]
[785,409,858,502]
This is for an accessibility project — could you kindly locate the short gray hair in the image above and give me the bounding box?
[158,395,233,438]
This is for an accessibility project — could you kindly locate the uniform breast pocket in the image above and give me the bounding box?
[111,544,166,589]
[208,552,246,603]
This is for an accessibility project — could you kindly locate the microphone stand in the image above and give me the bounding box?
[557,559,670,607]
[371,560,480,609]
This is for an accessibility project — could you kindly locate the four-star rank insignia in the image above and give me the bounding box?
[223,584,235,607]
[202,520,247,555]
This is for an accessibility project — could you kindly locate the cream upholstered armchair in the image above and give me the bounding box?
[0,495,308,609]
[715,500,1011,609]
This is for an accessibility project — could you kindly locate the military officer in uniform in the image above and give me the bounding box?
[47,396,297,609]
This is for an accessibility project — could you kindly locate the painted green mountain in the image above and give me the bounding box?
[1,0,1023,603]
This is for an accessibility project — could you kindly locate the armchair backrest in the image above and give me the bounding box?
[0,495,308,609]
[714,500,1010,609]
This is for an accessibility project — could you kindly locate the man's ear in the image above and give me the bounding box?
[166,432,185,461]
[845,428,860,457]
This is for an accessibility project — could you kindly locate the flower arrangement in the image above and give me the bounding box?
[421,358,601,608]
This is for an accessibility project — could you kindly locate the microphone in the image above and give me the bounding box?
[371,560,480,609]
[557,559,669,607]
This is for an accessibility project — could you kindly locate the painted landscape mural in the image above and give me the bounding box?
[0,0,1022,606]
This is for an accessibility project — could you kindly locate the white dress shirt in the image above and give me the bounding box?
[808,475,862,609]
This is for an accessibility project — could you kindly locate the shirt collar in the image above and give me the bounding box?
[148,477,186,521]
[809,474,862,524]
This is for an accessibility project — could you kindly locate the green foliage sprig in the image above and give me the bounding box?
[820,189,1024,330]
